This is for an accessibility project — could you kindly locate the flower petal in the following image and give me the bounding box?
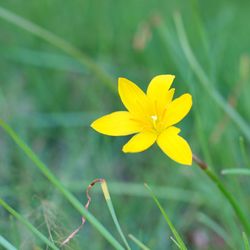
[163,93,192,128]
[147,75,175,114]
[118,78,152,119]
[165,88,175,107]
[157,126,192,165]
[91,111,142,136]
[122,132,157,153]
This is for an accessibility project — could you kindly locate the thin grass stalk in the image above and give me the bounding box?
[193,154,250,235]
[145,184,187,250]
[243,232,250,250]
[173,12,250,142]
[170,236,181,249]
[221,169,250,176]
[0,235,17,250]
[0,6,116,93]
[0,119,124,250]
[0,199,59,250]
[100,180,131,250]
[128,234,150,250]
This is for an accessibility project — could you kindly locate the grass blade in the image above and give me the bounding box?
[144,184,187,250]
[0,235,17,250]
[0,119,124,250]
[221,169,250,176]
[101,180,131,250]
[0,199,59,250]
[193,155,250,235]
[243,232,250,250]
[0,6,116,93]
[128,234,150,250]
[170,236,181,249]
[173,12,250,142]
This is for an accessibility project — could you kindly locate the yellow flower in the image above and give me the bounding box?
[91,75,192,165]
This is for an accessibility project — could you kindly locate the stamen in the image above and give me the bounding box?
[151,115,158,130]
[151,115,158,121]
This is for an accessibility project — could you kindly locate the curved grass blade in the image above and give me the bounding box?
[101,180,131,250]
[221,169,250,176]
[243,232,250,250]
[0,235,17,250]
[128,234,150,250]
[173,12,250,142]
[0,199,59,250]
[62,179,131,249]
[0,119,124,250]
[144,184,187,250]
[0,6,116,93]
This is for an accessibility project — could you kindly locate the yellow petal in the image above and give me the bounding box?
[91,111,142,136]
[157,126,192,165]
[118,78,152,119]
[147,75,175,115]
[163,93,192,128]
[166,88,175,107]
[122,131,157,153]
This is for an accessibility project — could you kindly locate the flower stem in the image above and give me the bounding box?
[193,154,250,235]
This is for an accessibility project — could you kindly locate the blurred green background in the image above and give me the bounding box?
[1,0,250,249]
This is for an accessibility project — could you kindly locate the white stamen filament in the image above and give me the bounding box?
[151,115,158,121]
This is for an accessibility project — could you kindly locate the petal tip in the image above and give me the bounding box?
[174,156,192,166]
[118,77,128,86]
[90,121,96,129]
[90,120,100,133]
[184,158,192,166]
[118,77,129,93]
[185,93,193,102]
[122,145,129,153]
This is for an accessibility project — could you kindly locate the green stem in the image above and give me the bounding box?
[0,6,116,93]
[0,120,124,250]
[193,155,250,235]
[0,199,59,250]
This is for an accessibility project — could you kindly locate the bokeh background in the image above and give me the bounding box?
[1,1,250,249]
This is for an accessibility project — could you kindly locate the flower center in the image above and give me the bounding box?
[151,114,161,132]
[151,115,158,122]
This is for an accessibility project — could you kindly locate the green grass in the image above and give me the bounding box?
[1,1,250,249]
